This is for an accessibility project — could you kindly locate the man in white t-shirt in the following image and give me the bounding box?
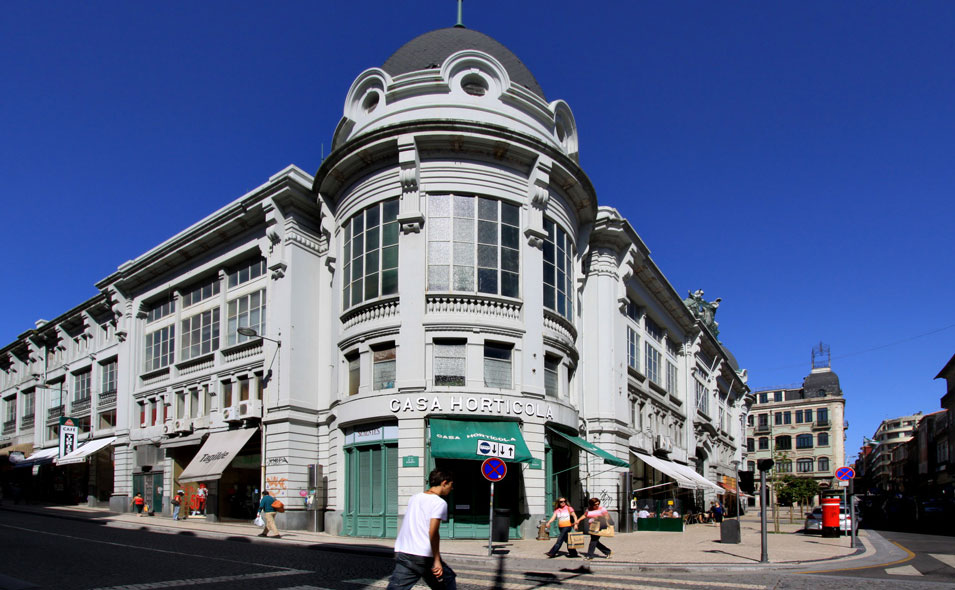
[387,469,456,590]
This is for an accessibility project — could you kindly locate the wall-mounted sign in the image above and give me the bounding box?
[59,417,78,458]
[389,395,554,420]
[476,439,515,460]
[402,455,420,468]
[528,458,542,470]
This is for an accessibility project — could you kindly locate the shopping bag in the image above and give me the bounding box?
[567,532,585,549]
[271,499,285,513]
[254,515,265,527]
[588,514,615,537]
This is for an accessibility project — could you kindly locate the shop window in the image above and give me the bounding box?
[227,289,265,346]
[434,341,466,387]
[373,345,396,390]
[71,370,91,402]
[227,257,266,289]
[181,275,221,307]
[543,219,574,320]
[101,359,117,394]
[144,325,175,372]
[221,381,234,408]
[343,199,399,309]
[627,327,640,371]
[181,308,220,360]
[347,352,360,395]
[98,409,116,430]
[644,342,661,385]
[483,342,512,389]
[544,355,560,397]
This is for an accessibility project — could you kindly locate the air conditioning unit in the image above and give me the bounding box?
[238,399,262,419]
[193,415,210,430]
[654,434,673,453]
[161,423,173,435]
[222,407,240,422]
[174,419,193,433]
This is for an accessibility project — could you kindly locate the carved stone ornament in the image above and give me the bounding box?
[398,211,424,234]
[269,261,287,280]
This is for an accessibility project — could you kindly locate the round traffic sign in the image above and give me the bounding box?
[481,457,507,482]
[835,466,855,481]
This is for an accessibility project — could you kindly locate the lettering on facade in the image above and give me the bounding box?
[267,457,289,466]
[388,396,555,420]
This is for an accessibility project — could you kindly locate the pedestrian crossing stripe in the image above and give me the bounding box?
[885,565,923,576]
[930,554,955,569]
[346,576,771,590]
[453,566,768,590]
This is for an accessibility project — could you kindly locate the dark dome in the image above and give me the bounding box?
[803,370,842,397]
[382,27,546,100]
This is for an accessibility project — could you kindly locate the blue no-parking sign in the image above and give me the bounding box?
[481,457,507,482]
[835,466,855,481]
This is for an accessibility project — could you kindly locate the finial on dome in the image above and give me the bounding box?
[455,0,465,28]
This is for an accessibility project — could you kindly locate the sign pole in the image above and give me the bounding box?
[848,477,855,548]
[487,481,495,557]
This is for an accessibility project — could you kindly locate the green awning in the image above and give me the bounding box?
[430,419,533,463]
[547,427,630,468]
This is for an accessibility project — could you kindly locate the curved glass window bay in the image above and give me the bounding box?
[343,199,399,310]
[543,219,574,321]
[427,194,520,297]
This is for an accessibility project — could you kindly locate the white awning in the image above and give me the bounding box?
[160,432,206,449]
[668,461,724,493]
[633,452,699,490]
[56,436,117,466]
[15,446,60,468]
[178,428,257,483]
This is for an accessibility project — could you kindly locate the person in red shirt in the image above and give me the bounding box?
[544,497,579,558]
[132,492,145,517]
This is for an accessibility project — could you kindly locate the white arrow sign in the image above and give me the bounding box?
[476,439,515,460]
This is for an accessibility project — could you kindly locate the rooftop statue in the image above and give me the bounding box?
[683,289,722,337]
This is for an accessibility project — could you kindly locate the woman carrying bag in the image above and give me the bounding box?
[544,497,578,558]
[579,497,612,560]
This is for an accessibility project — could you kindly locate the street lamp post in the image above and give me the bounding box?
[235,327,281,497]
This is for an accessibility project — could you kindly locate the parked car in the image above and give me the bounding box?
[803,506,857,534]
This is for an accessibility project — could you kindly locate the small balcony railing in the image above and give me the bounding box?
[47,405,64,420]
[812,419,830,430]
[2,419,15,434]
[21,415,34,428]
[99,391,117,408]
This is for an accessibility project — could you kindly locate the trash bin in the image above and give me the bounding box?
[492,508,511,542]
[720,519,740,544]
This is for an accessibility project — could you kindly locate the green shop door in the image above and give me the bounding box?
[344,442,398,537]
[132,472,163,514]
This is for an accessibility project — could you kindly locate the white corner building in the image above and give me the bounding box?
[0,25,750,538]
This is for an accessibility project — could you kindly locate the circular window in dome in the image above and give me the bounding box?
[555,123,566,142]
[362,91,380,113]
[461,73,488,97]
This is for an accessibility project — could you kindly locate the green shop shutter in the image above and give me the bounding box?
[430,419,533,463]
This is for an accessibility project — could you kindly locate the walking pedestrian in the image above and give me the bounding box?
[386,468,456,590]
[171,490,186,520]
[132,492,145,517]
[257,489,281,538]
[544,497,578,558]
[579,497,612,561]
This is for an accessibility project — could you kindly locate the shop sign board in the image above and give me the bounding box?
[59,417,78,458]
[476,439,515,460]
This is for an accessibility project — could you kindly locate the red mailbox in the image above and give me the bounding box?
[821,496,841,537]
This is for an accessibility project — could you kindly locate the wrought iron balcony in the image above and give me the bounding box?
[47,405,64,420]
[2,419,15,434]
[98,391,117,407]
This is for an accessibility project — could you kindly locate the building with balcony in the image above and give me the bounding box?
[864,412,921,494]
[745,344,847,494]
[0,22,749,536]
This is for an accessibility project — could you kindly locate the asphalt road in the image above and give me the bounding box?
[1,510,953,590]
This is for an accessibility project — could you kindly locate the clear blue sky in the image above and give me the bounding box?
[3,1,953,463]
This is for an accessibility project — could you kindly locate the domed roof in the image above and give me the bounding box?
[803,369,842,397]
[382,27,546,100]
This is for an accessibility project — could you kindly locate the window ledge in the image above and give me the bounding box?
[627,366,646,382]
[648,380,667,397]
[139,366,170,381]
[176,352,216,372]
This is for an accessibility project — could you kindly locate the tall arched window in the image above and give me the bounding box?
[343,199,399,309]
[796,433,814,449]
[543,218,574,320]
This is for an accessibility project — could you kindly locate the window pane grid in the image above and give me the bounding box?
[227,289,266,346]
[543,219,574,321]
[344,200,398,310]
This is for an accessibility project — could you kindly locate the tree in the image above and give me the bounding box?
[776,475,821,522]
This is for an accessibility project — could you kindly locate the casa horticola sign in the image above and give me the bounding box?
[389,395,555,419]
